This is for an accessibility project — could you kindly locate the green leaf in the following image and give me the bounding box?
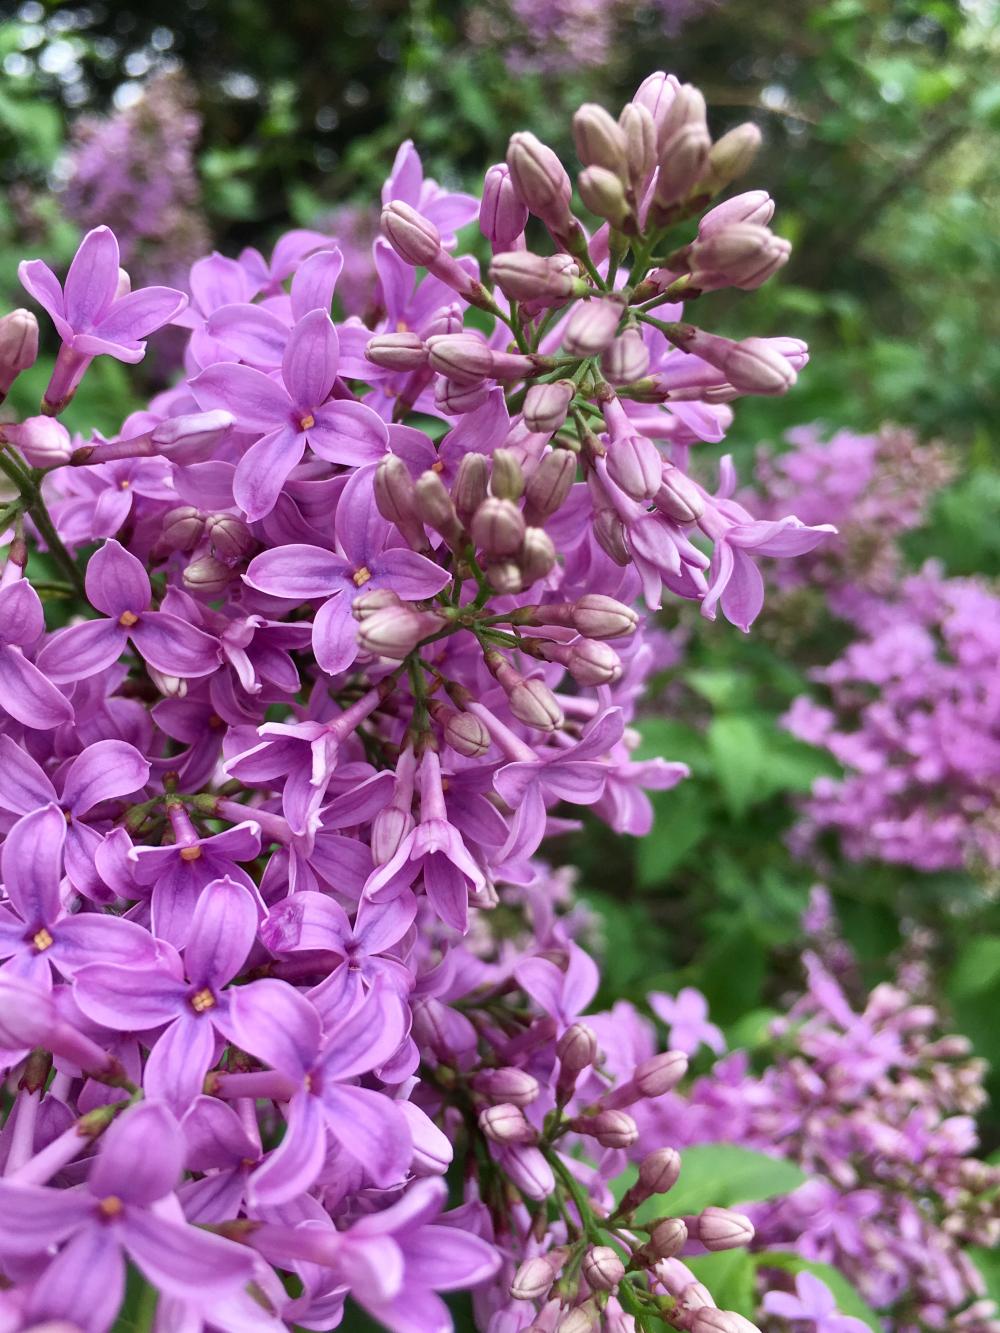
[707,716,767,818]
[947,936,1000,999]
[634,782,710,886]
[635,1145,808,1219]
[753,1252,881,1331]
[685,1250,756,1316]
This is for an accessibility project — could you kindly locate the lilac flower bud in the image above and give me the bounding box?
[183,555,233,596]
[435,377,491,416]
[352,587,403,622]
[506,132,573,232]
[601,328,650,386]
[658,83,707,149]
[619,101,658,194]
[452,452,490,526]
[381,200,442,267]
[577,168,633,231]
[510,1255,561,1301]
[721,337,799,395]
[206,513,255,561]
[146,667,187,699]
[491,448,525,502]
[607,430,663,502]
[501,1144,556,1201]
[654,466,705,523]
[691,1310,762,1333]
[0,308,39,396]
[639,1147,682,1195]
[556,1302,598,1333]
[523,448,577,525]
[570,1109,638,1149]
[686,224,790,292]
[414,470,465,546]
[5,416,73,468]
[371,804,415,864]
[358,605,437,659]
[161,506,206,552]
[471,497,526,558]
[654,122,711,208]
[593,508,630,565]
[473,1067,541,1107]
[647,1218,688,1259]
[698,191,775,238]
[563,640,623,686]
[582,1246,625,1293]
[523,381,574,434]
[573,103,628,176]
[427,333,495,385]
[634,1051,689,1097]
[486,560,524,595]
[480,1103,538,1145]
[705,122,763,191]
[695,1207,754,1252]
[489,253,583,305]
[568,594,638,639]
[564,297,625,357]
[519,527,557,585]
[481,163,529,247]
[366,331,428,371]
[557,1021,598,1094]
[151,410,234,463]
[495,664,564,731]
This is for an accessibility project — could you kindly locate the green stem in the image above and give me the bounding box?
[546,1150,603,1244]
[0,450,87,600]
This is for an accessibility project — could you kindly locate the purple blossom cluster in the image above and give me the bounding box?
[609,893,1000,1330]
[0,72,830,1332]
[58,72,210,291]
[783,566,1000,874]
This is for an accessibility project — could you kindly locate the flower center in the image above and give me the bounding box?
[32,927,54,952]
[119,479,130,490]
[352,566,372,587]
[299,413,316,431]
[190,987,216,1013]
[179,844,202,862]
[118,610,139,627]
[98,1196,124,1218]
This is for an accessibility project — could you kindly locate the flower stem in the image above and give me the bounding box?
[0,448,87,600]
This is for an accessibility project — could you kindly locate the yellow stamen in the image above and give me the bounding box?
[190,988,216,1013]
[118,610,139,627]
[119,479,130,490]
[179,844,202,862]
[352,566,372,587]
[299,414,316,431]
[32,927,54,952]
[99,1196,124,1218]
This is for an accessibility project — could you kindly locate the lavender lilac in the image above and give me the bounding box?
[0,72,826,1332]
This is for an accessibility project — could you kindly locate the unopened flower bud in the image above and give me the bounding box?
[414,470,465,546]
[647,1217,688,1260]
[634,71,682,145]
[619,102,657,194]
[557,1021,598,1095]
[574,103,628,176]
[481,163,529,247]
[479,1102,537,1145]
[601,328,650,386]
[698,191,775,238]
[577,167,633,231]
[721,337,798,395]
[5,416,72,467]
[471,497,526,558]
[524,448,577,525]
[205,513,255,560]
[429,699,491,758]
[371,804,415,864]
[435,377,491,416]
[695,1207,754,1252]
[486,560,524,595]
[582,1246,625,1293]
[704,122,763,192]
[571,594,639,639]
[452,452,490,526]
[564,297,625,357]
[654,466,705,523]
[523,381,574,434]
[375,455,427,551]
[639,1147,682,1196]
[427,333,494,385]
[491,448,525,501]
[358,605,438,659]
[151,410,234,463]
[506,676,563,732]
[511,1255,560,1302]
[490,252,587,304]
[0,308,39,396]
[691,1309,761,1333]
[183,555,233,596]
[557,1302,598,1333]
[564,639,623,686]
[160,506,206,552]
[593,508,630,565]
[654,122,711,209]
[381,200,442,267]
[519,527,557,585]
[686,224,790,292]
[472,1067,540,1107]
[570,1109,638,1149]
[146,668,187,699]
[507,132,573,232]
[352,587,403,621]
[366,331,428,371]
[500,1144,555,1201]
[607,430,662,501]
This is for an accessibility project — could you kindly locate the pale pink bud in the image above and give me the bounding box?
[375,455,428,551]
[160,505,206,552]
[654,122,711,208]
[414,470,465,545]
[564,639,623,686]
[582,1246,625,1293]
[399,1101,453,1176]
[574,103,628,176]
[491,448,525,501]
[381,200,442,267]
[6,416,72,467]
[639,1147,682,1195]
[429,701,491,758]
[704,122,763,191]
[435,377,491,416]
[691,1309,762,1333]
[577,167,632,231]
[506,131,573,231]
[452,452,490,525]
[523,448,577,524]
[619,101,657,194]
[427,333,494,384]
[523,381,574,434]
[152,410,234,463]
[698,191,775,238]
[0,308,39,396]
[508,677,563,732]
[371,805,415,864]
[686,224,790,291]
[633,71,682,144]
[695,1208,754,1252]
[510,1255,560,1301]
[486,560,524,595]
[501,1144,555,1201]
[471,497,526,558]
[721,336,798,395]
[205,513,254,560]
[658,83,707,150]
[519,527,557,585]
[490,252,587,303]
[473,1067,541,1107]
[634,1051,689,1097]
[146,667,187,700]
[557,1021,598,1094]
[654,466,705,523]
[183,555,233,596]
[358,605,437,659]
[556,1303,598,1333]
[564,297,625,357]
[570,1109,638,1149]
[481,163,529,247]
[366,331,428,370]
[593,508,630,565]
[570,594,638,639]
[601,328,650,385]
[480,1103,538,1145]
[606,430,663,501]
[647,1218,688,1259]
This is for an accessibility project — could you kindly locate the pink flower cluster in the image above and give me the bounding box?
[0,72,828,1332]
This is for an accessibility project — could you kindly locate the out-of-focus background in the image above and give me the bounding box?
[2,0,998,1132]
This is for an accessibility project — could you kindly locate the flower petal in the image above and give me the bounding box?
[0,644,74,729]
[281,309,339,409]
[85,538,150,618]
[63,226,119,329]
[89,1100,185,1205]
[35,617,127,683]
[233,424,305,522]
[63,739,151,815]
[2,803,65,927]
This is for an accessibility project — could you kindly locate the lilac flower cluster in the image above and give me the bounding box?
[59,71,210,291]
[783,566,1000,874]
[626,894,1000,1330]
[0,72,826,1331]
